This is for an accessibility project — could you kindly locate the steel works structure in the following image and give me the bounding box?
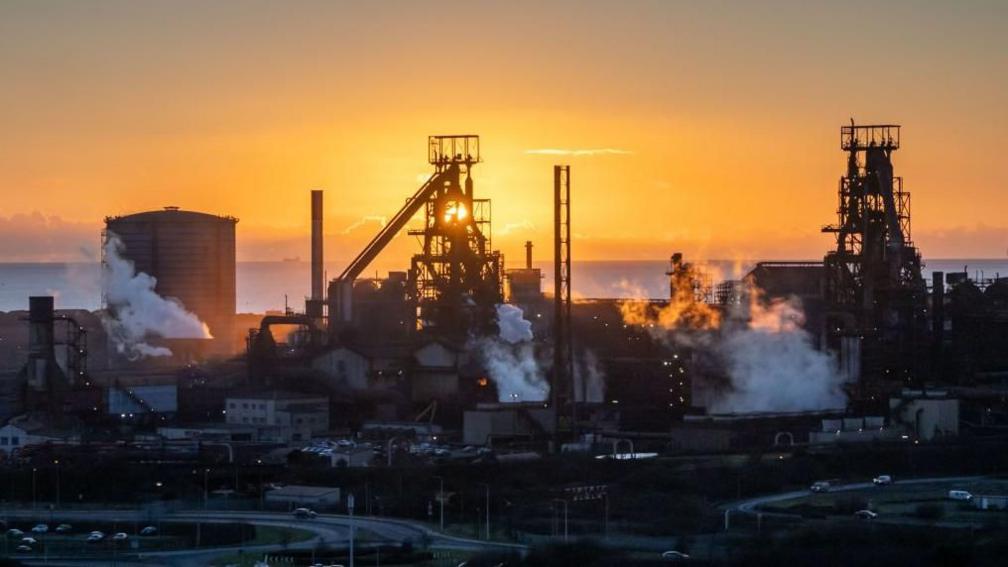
[822,123,928,390]
[330,135,503,338]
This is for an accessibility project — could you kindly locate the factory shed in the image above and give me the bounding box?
[312,343,411,391]
[412,340,464,401]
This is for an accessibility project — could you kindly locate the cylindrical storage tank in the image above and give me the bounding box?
[104,207,238,353]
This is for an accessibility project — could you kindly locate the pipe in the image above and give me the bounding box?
[311,190,324,301]
[525,241,533,270]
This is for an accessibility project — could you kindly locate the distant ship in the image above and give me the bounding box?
[282,256,301,263]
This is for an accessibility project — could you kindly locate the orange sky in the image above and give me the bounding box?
[1,1,1006,268]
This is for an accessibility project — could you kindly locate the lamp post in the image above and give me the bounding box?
[432,476,444,532]
[203,468,210,510]
[476,482,490,540]
[256,459,264,511]
[347,493,355,567]
[32,467,37,511]
[54,459,60,509]
[552,499,568,542]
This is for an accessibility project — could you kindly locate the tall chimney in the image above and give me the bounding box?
[525,240,533,269]
[311,190,324,301]
[26,296,57,392]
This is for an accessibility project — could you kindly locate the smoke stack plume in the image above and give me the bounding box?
[102,233,212,359]
[311,189,324,301]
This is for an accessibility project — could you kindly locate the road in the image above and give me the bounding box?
[727,475,986,518]
[2,508,527,566]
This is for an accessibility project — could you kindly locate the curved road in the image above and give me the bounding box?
[727,475,986,518]
[2,508,527,566]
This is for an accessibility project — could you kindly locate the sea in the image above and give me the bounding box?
[1,259,1006,314]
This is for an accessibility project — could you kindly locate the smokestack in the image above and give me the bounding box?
[311,190,324,301]
[525,241,533,270]
[28,296,55,360]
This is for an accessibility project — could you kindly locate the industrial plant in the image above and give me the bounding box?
[1,126,1007,565]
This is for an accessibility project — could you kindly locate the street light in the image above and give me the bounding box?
[32,467,37,511]
[552,498,568,542]
[432,476,444,532]
[203,468,210,510]
[347,492,355,567]
[53,459,60,509]
[476,482,490,540]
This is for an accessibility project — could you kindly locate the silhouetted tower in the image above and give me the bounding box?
[331,135,502,338]
[822,123,927,389]
[553,165,575,446]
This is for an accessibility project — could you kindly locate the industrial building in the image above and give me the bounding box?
[104,207,238,354]
[2,125,1006,467]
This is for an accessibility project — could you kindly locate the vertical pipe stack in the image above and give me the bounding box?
[311,189,324,302]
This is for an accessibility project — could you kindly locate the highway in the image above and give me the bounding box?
[727,475,986,517]
[2,508,527,566]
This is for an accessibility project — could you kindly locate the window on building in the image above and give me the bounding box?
[11,436,19,445]
[242,402,248,409]
[0,437,7,445]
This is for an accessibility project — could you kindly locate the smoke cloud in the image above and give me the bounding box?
[620,268,846,413]
[102,234,212,359]
[573,348,606,403]
[472,304,549,403]
[710,296,845,413]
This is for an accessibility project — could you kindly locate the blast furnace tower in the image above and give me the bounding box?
[822,123,928,390]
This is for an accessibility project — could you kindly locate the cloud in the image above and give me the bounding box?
[0,212,99,262]
[340,215,388,235]
[497,220,536,235]
[524,148,633,156]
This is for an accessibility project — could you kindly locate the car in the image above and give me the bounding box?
[86,533,104,543]
[948,489,973,501]
[854,509,878,520]
[140,525,158,536]
[661,550,691,561]
[55,523,73,533]
[810,481,832,493]
[292,507,318,519]
[6,528,24,538]
[21,537,38,545]
[15,545,32,552]
[112,532,128,542]
[31,524,48,534]
[873,475,893,485]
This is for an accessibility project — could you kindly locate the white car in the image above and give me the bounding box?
[55,523,73,533]
[87,531,105,543]
[854,509,878,520]
[662,550,691,561]
[112,532,128,542]
[292,507,318,519]
[810,481,832,493]
[31,524,48,534]
[140,525,158,536]
[15,544,32,552]
[21,537,38,545]
[873,475,893,485]
[6,528,24,538]
[948,489,973,501]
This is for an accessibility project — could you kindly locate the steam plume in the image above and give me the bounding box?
[474,304,549,403]
[102,234,212,359]
[620,268,846,413]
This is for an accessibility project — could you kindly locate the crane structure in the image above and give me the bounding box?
[822,123,928,387]
[330,135,503,338]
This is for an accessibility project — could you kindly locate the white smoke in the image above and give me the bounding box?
[473,304,550,403]
[573,348,606,403]
[102,234,212,359]
[709,297,846,413]
[496,303,533,343]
